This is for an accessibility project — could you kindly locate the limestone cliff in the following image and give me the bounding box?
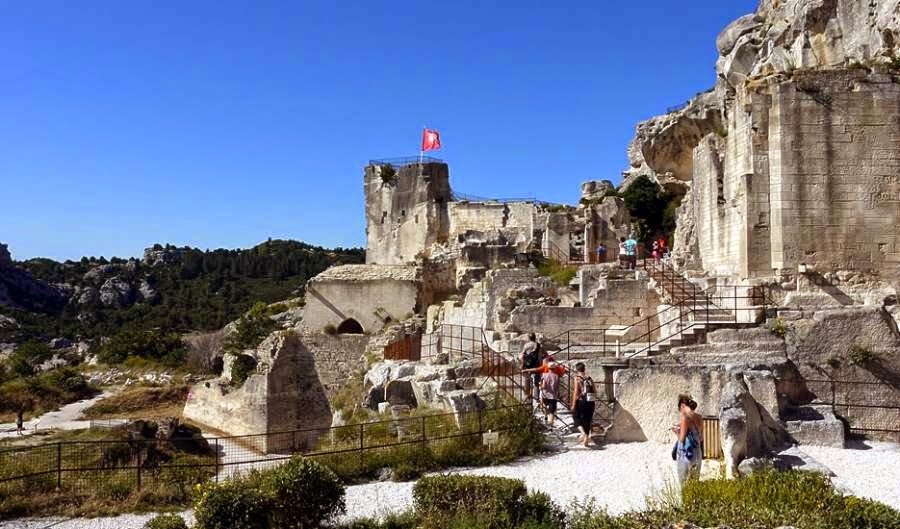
[623,0,900,282]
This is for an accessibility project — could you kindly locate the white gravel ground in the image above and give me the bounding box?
[4,441,899,529]
[800,440,900,509]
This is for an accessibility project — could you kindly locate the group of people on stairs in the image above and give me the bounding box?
[519,333,704,483]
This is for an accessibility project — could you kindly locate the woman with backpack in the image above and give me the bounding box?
[570,362,596,447]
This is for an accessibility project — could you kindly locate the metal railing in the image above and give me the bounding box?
[0,404,532,494]
[802,378,900,439]
[368,156,444,166]
[384,334,422,361]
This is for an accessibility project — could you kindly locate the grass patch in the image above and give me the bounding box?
[82,384,189,420]
[537,259,577,287]
[0,425,215,520]
[313,404,542,483]
[0,367,98,422]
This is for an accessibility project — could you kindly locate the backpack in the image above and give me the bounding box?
[580,375,596,402]
[523,344,540,369]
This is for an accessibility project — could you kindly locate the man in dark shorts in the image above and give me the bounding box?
[520,333,543,403]
[570,362,597,447]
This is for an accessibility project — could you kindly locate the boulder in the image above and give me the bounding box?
[363,384,385,410]
[138,279,158,302]
[83,264,118,283]
[49,337,72,349]
[783,405,845,448]
[716,13,762,55]
[0,314,17,329]
[442,390,486,428]
[453,359,482,379]
[99,276,135,307]
[719,373,790,479]
[384,379,418,407]
[580,180,615,201]
[76,286,99,305]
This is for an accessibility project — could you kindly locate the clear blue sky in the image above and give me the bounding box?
[1,1,758,261]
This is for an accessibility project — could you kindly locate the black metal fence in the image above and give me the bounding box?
[0,404,532,497]
[804,378,900,439]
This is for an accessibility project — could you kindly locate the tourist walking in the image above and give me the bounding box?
[520,333,543,403]
[15,409,24,436]
[671,394,703,484]
[618,237,628,267]
[570,362,597,447]
[596,243,607,264]
[624,235,638,270]
[651,240,660,262]
[539,361,561,427]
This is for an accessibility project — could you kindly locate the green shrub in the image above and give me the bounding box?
[337,510,419,529]
[224,301,277,354]
[260,456,346,529]
[193,479,270,529]
[413,475,528,529]
[98,328,186,365]
[230,354,258,387]
[768,317,787,338]
[537,259,577,287]
[8,340,53,377]
[849,344,880,366]
[146,514,189,529]
[681,469,900,529]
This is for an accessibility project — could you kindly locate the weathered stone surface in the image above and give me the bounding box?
[99,276,135,307]
[0,315,18,330]
[0,245,68,313]
[142,246,185,267]
[183,331,333,453]
[783,404,845,448]
[580,180,615,201]
[384,378,418,407]
[719,373,790,479]
[442,390,486,427]
[363,384,385,410]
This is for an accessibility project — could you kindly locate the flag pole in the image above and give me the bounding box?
[418,126,425,178]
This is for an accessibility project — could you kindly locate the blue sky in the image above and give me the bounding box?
[1,0,758,261]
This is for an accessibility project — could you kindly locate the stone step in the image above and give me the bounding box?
[783,405,845,448]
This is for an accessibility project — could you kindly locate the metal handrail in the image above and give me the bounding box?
[368,156,444,166]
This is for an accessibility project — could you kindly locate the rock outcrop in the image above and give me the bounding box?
[719,372,790,479]
[0,243,68,313]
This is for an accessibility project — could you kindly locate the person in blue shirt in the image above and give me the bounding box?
[624,236,638,269]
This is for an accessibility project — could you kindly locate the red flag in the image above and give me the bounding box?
[421,128,441,151]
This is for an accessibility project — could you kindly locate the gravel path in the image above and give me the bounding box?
[0,391,116,439]
[800,440,900,509]
[4,441,899,529]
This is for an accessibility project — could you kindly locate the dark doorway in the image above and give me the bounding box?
[337,318,364,334]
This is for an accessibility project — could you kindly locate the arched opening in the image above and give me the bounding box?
[337,318,364,335]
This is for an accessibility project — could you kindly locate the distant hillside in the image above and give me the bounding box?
[0,239,364,343]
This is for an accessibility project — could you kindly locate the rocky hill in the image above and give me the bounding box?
[0,240,364,346]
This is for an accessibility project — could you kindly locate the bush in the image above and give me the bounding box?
[98,328,186,365]
[146,514,188,529]
[260,456,346,529]
[224,301,277,354]
[681,469,900,529]
[193,479,270,529]
[9,340,53,377]
[413,475,528,529]
[230,354,258,387]
[537,259,577,287]
[849,344,880,366]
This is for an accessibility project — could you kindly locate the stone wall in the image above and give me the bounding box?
[303,265,420,334]
[448,201,537,247]
[507,278,659,342]
[365,162,451,265]
[184,332,333,453]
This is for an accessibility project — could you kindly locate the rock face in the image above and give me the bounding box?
[99,276,135,307]
[0,244,67,313]
[580,180,615,201]
[623,1,900,283]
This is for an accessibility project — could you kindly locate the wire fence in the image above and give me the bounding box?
[0,403,533,497]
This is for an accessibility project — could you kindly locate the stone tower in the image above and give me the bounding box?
[364,160,451,265]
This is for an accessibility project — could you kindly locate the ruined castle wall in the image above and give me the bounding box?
[768,73,900,275]
[303,278,419,334]
[365,163,450,265]
[447,201,536,243]
[508,279,660,342]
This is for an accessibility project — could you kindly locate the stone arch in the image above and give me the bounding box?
[337,318,364,335]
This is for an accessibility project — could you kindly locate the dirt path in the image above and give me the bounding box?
[0,391,117,439]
